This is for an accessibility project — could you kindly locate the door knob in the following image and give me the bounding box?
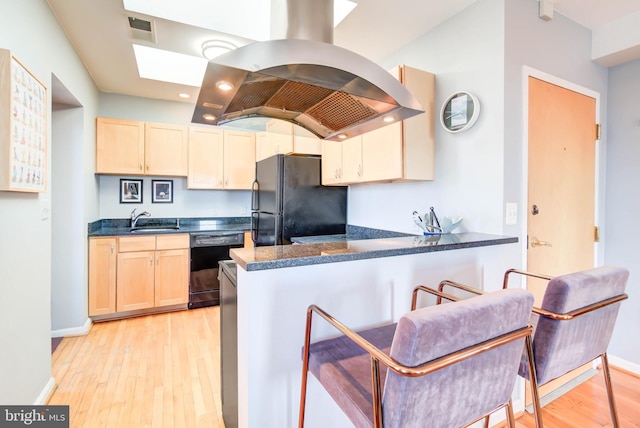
[530,237,552,248]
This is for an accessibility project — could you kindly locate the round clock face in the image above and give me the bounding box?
[440,91,480,133]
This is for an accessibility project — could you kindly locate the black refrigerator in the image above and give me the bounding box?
[251,154,347,246]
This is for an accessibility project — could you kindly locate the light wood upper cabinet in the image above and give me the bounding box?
[320,65,435,185]
[96,117,145,175]
[188,126,224,189]
[256,119,322,161]
[144,122,188,176]
[222,130,256,189]
[341,136,364,183]
[96,117,188,176]
[187,127,255,190]
[0,49,48,192]
[88,237,117,316]
[321,140,343,185]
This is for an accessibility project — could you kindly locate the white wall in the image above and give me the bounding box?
[97,93,251,219]
[51,106,87,334]
[348,0,506,236]
[604,59,640,367]
[0,0,100,404]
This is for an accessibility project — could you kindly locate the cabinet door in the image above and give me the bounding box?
[188,126,224,189]
[96,117,145,175]
[223,130,256,189]
[361,121,403,182]
[154,249,189,307]
[145,122,188,176]
[88,237,117,316]
[266,120,294,154]
[321,140,343,185]
[341,135,363,183]
[255,132,275,162]
[116,251,155,312]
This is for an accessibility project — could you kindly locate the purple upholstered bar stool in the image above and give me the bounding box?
[299,286,535,428]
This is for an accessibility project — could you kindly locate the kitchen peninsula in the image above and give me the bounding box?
[228,230,519,428]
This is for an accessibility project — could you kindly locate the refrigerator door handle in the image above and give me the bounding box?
[251,180,259,211]
[251,211,259,244]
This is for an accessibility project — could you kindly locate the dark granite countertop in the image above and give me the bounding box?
[291,225,412,244]
[231,232,518,271]
[88,217,252,237]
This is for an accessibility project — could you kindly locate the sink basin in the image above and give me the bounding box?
[129,226,180,233]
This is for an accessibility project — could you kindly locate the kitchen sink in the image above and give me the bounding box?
[129,226,180,233]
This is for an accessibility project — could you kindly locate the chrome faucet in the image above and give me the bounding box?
[130,208,151,228]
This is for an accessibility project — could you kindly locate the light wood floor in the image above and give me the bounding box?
[49,307,224,427]
[49,307,639,428]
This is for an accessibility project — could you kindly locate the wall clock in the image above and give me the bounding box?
[440,91,480,133]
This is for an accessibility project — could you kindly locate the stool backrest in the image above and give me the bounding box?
[383,288,534,428]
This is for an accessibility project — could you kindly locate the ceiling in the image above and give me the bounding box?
[47,0,640,106]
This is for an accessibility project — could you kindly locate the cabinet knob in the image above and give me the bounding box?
[156,255,159,264]
[139,163,143,170]
[357,164,362,177]
[149,256,153,265]
[110,244,114,254]
[146,164,149,171]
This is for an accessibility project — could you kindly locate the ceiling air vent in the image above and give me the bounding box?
[127,16,155,43]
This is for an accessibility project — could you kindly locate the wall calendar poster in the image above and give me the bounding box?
[9,57,47,191]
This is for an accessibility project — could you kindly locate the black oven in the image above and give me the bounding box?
[189,231,244,309]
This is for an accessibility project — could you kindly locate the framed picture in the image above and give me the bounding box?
[120,179,143,203]
[152,179,173,203]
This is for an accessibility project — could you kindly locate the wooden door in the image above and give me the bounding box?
[95,117,144,174]
[223,130,256,189]
[154,249,189,307]
[188,126,224,189]
[527,76,597,398]
[88,237,116,316]
[144,122,188,176]
[116,251,155,312]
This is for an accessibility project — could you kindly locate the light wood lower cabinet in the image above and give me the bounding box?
[88,237,117,316]
[89,234,189,318]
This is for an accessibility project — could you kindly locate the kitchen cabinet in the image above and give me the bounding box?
[256,119,322,161]
[320,65,435,185]
[321,140,344,185]
[88,233,189,317]
[88,237,117,316]
[321,136,363,185]
[187,126,255,190]
[0,49,48,192]
[96,117,188,176]
[116,234,189,312]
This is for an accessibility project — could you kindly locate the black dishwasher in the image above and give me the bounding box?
[189,232,243,309]
[219,260,238,428]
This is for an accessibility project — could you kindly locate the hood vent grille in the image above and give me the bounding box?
[307,91,376,131]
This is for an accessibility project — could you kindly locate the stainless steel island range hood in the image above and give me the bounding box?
[192,0,424,141]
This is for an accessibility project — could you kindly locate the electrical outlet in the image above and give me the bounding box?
[505,203,517,225]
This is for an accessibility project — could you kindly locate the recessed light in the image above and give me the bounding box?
[337,134,348,139]
[203,114,216,121]
[178,93,190,99]
[383,115,395,123]
[216,81,234,91]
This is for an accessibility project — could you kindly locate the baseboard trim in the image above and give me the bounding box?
[35,377,56,405]
[51,317,92,338]
[524,368,598,413]
[609,355,640,376]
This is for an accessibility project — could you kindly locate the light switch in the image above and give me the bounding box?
[505,203,517,225]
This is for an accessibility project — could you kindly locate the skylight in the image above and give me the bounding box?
[126,0,358,88]
[132,45,207,87]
